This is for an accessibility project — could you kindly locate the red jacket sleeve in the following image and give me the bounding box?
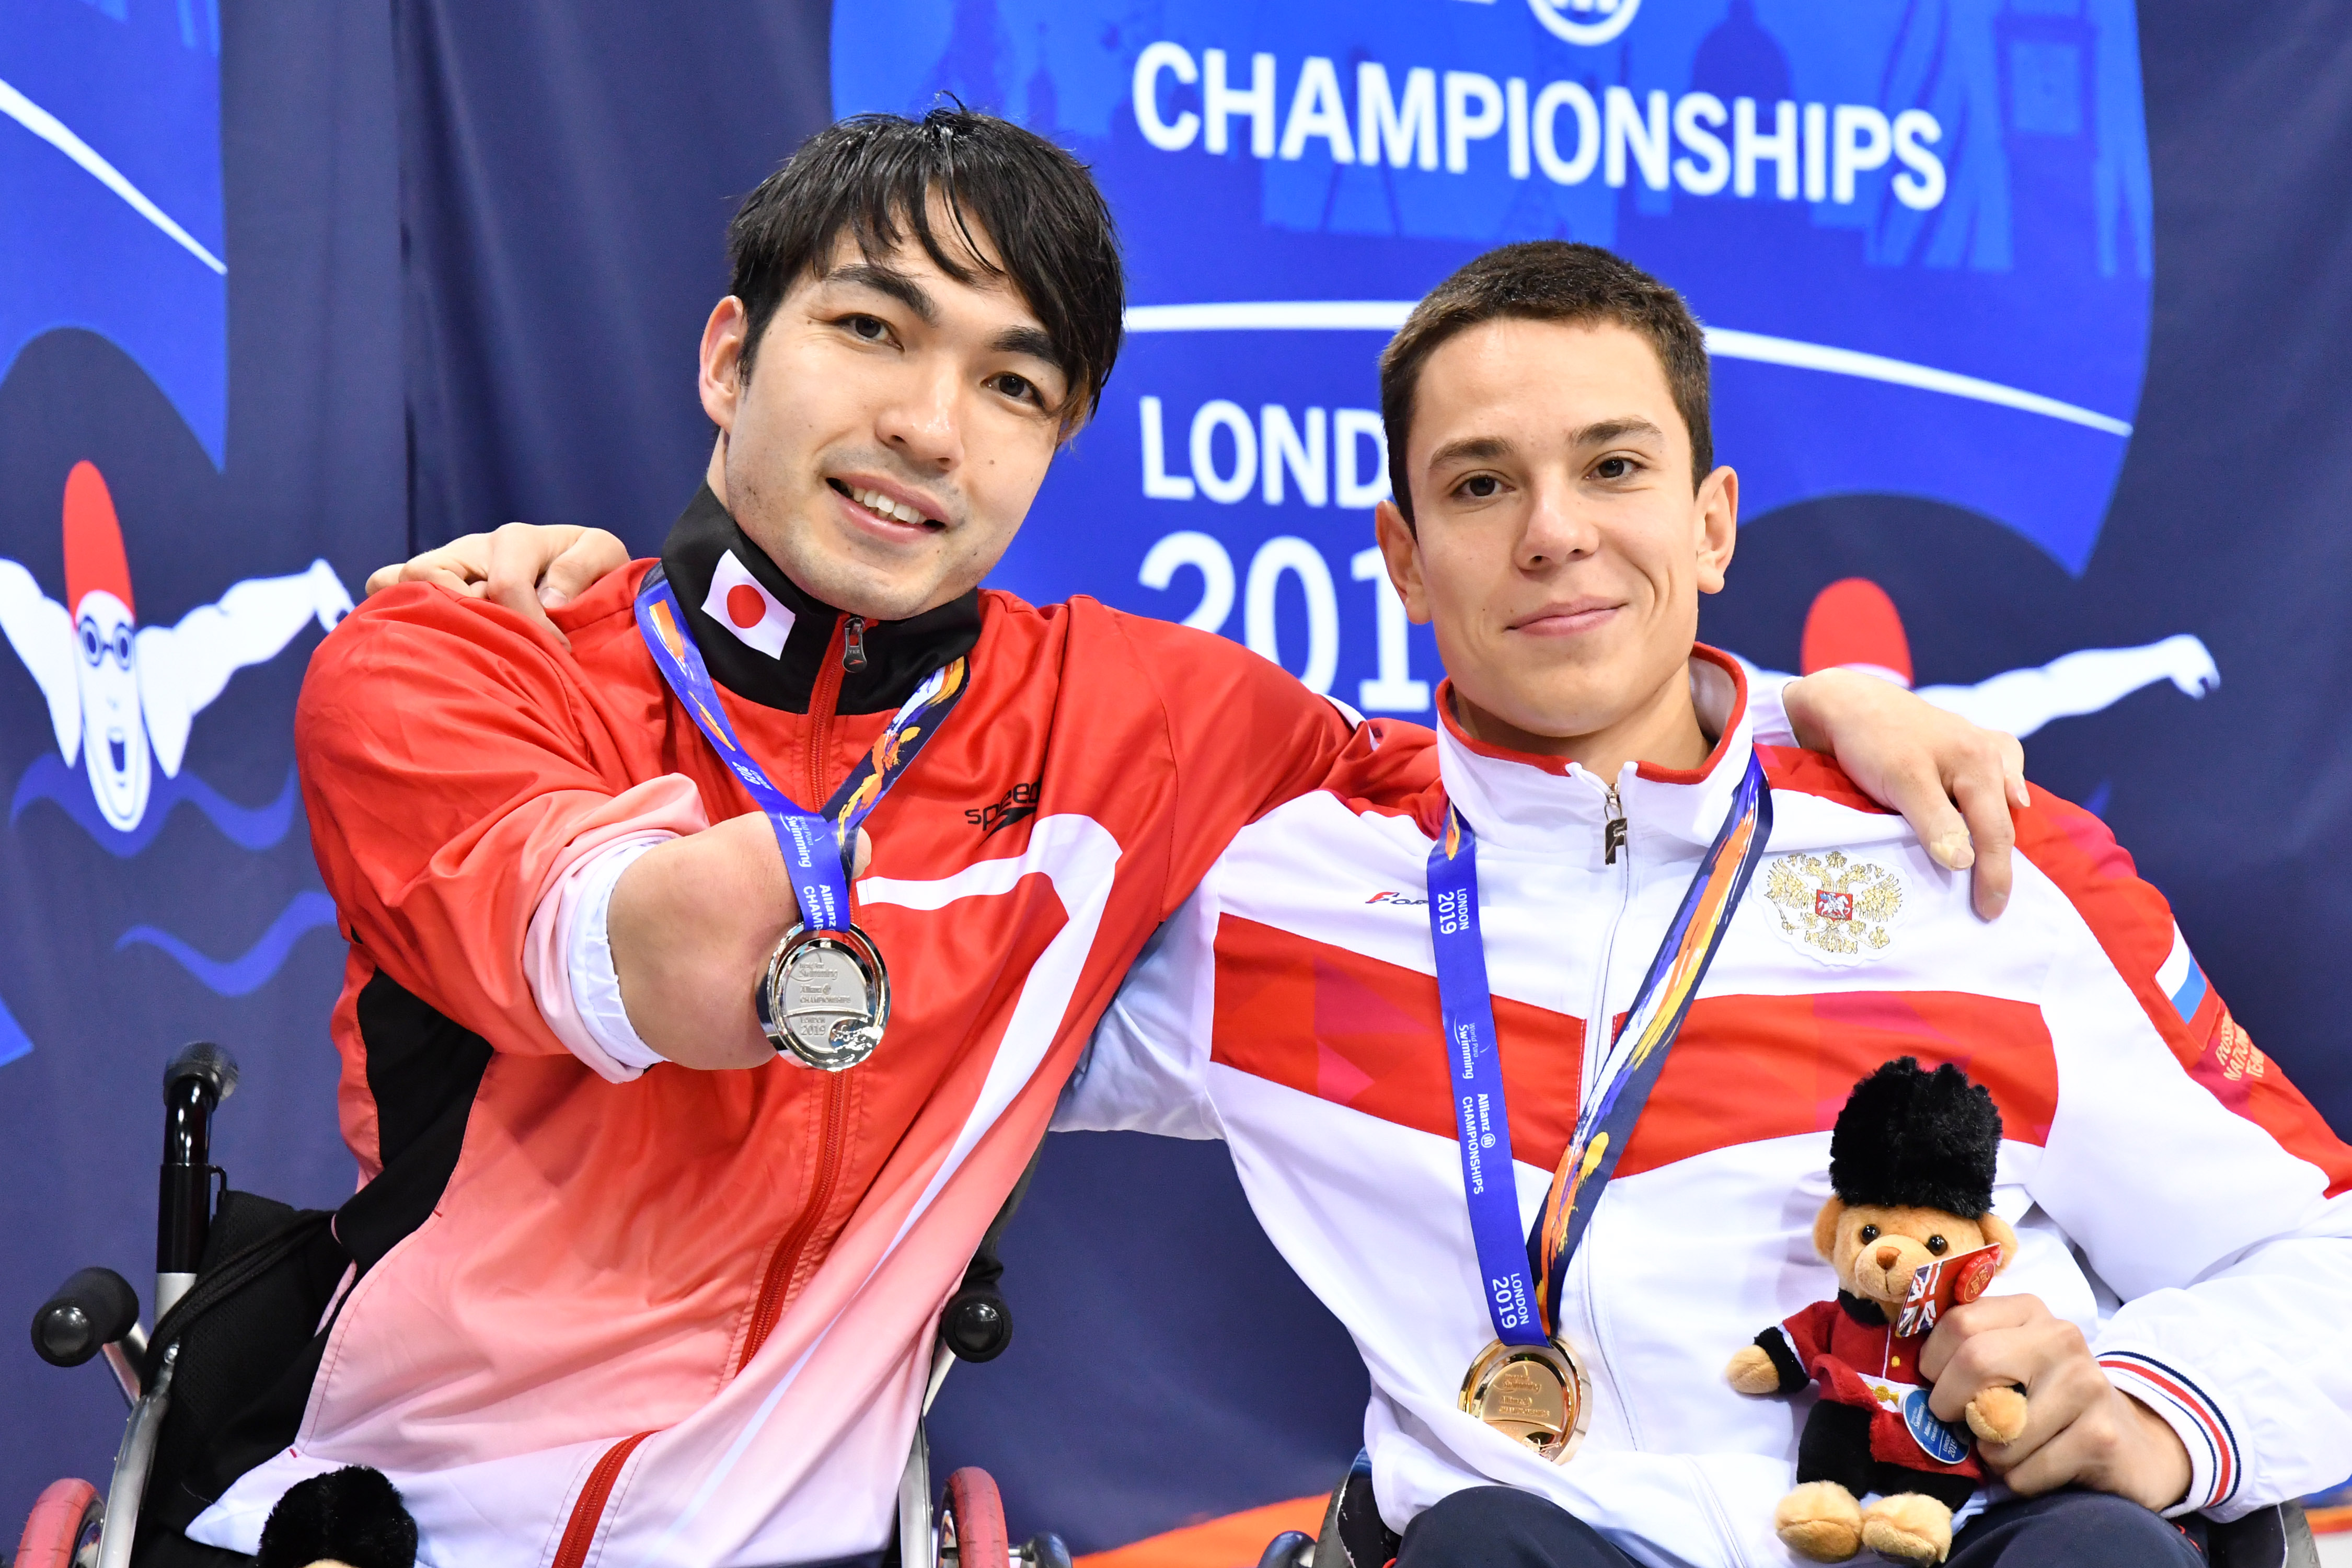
[1106,609,1357,917]
[296,583,686,1055]
[1781,1298,1841,1373]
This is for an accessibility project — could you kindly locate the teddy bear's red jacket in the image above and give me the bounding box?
[1779,1296,1986,1481]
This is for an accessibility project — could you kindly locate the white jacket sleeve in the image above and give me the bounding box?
[1721,655,1800,747]
[2021,814,2352,1519]
[1054,868,1228,1143]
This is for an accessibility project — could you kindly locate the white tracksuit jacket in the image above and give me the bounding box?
[1056,649,2352,1567]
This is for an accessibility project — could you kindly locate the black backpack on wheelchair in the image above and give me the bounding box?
[22,1043,347,1568]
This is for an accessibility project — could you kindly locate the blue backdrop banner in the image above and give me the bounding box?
[4,0,2349,1553]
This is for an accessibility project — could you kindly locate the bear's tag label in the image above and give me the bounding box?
[1895,1242,2004,1337]
[1904,1388,1973,1465]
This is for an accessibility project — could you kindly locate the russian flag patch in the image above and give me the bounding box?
[2154,923,2208,1022]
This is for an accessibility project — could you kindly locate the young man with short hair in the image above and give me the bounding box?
[273,117,2020,1565]
[1059,243,2352,1566]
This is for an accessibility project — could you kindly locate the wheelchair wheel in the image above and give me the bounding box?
[15,1477,102,1568]
[937,1467,1008,1568]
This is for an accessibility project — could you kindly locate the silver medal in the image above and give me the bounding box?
[757,924,890,1071]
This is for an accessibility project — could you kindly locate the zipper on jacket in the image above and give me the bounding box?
[1575,774,1635,1424]
[551,617,868,1560]
[804,620,848,805]
[736,615,855,1373]
[1575,1202,1639,1454]
[1581,776,1633,1093]
[551,1429,656,1568]
[738,1069,854,1369]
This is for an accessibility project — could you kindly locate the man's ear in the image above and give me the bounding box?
[1693,464,1739,595]
[1374,501,1432,625]
[1979,1212,2020,1271]
[1812,1197,1846,1263]
[699,296,751,432]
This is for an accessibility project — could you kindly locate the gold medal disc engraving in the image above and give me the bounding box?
[757,924,889,1071]
[1459,1338,1593,1465]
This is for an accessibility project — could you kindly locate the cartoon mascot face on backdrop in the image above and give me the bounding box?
[0,460,353,837]
[61,462,152,830]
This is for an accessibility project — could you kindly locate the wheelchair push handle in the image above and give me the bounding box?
[163,1039,238,1108]
[32,1267,140,1368]
[158,1041,238,1318]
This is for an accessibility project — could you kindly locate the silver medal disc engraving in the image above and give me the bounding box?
[757,924,889,1071]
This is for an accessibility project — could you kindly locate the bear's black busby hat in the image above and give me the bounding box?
[257,1465,417,1568]
[1829,1057,2002,1218]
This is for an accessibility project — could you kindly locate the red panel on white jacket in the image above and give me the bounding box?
[1062,645,2352,1559]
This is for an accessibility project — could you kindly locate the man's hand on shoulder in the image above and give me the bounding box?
[1919,1293,2192,1514]
[365,522,630,651]
[1782,667,2030,921]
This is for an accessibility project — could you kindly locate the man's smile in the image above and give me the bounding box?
[825,475,948,545]
[1507,596,1624,638]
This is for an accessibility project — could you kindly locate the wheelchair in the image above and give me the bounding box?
[15,1040,1069,1568]
[1252,1449,2328,1568]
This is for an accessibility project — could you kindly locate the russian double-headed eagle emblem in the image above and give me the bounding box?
[1761,850,1905,964]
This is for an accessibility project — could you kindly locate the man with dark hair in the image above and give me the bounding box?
[1380,240,1717,505]
[1062,241,2352,1565]
[289,117,2023,1565]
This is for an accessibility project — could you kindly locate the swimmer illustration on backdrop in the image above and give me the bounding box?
[1758,577,2218,740]
[0,461,351,834]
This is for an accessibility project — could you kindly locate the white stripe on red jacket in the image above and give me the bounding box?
[193,554,1362,1567]
[1058,648,2352,1563]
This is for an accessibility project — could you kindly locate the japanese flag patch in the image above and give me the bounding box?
[701,548,794,659]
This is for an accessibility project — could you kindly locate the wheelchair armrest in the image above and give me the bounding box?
[2204,1502,2320,1568]
[32,1266,141,1367]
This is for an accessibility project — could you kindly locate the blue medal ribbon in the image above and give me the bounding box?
[1427,749,1772,1346]
[1427,807,1548,1347]
[633,567,967,933]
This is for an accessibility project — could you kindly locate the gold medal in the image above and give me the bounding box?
[756,923,889,1071]
[1459,1337,1592,1465]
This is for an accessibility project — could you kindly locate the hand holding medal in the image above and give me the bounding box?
[635,569,968,1071]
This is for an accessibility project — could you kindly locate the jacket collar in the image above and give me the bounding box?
[1433,644,1755,866]
[658,483,982,714]
[1837,1289,1890,1327]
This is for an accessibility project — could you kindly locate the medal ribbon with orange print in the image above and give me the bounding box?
[634,567,968,935]
[1529,750,1771,1330]
[1426,750,1771,1347]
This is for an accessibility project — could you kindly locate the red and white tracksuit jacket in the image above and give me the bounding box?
[1059,648,2352,1565]
[195,490,1357,1566]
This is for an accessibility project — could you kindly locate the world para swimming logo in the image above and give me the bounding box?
[1529,0,1641,48]
[1903,1388,1973,1466]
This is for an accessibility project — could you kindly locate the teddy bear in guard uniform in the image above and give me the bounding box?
[1728,1059,2031,1565]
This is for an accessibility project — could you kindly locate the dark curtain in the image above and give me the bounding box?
[394,0,835,556]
